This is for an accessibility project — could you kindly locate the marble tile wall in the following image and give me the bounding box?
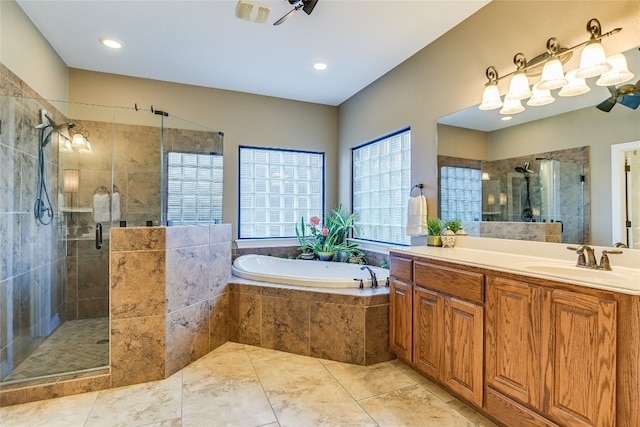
[462,220,563,242]
[110,224,231,387]
[228,280,394,366]
[0,65,67,381]
[439,146,590,244]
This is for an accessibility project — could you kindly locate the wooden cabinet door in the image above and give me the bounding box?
[444,296,484,407]
[413,286,444,380]
[486,276,541,409]
[542,289,617,427]
[389,278,413,361]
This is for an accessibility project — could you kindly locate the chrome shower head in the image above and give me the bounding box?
[515,162,534,174]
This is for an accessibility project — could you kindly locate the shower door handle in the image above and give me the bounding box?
[95,223,103,249]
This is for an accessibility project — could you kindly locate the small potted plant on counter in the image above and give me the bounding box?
[426,218,443,247]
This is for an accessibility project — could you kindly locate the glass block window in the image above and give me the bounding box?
[167,152,223,224]
[440,166,482,221]
[352,128,411,245]
[239,146,324,238]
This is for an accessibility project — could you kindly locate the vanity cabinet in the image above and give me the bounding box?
[541,288,616,427]
[390,256,484,406]
[389,250,636,427]
[389,255,413,361]
[389,278,412,361]
[485,276,542,408]
[485,274,617,427]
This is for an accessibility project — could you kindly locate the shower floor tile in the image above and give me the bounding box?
[4,318,109,382]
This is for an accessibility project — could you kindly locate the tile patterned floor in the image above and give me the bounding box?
[0,342,499,426]
[4,318,109,382]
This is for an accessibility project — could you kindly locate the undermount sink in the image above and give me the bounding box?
[515,261,640,293]
[522,263,627,280]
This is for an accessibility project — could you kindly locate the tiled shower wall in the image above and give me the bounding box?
[439,146,590,244]
[0,65,66,381]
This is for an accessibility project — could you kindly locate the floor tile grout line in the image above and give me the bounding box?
[317,359,381,426]
[244,344,283,427]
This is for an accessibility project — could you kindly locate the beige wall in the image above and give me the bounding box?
[437,125,488,160]
[338,1,640,246]
[68,69,338,240]
[0,0,68,101]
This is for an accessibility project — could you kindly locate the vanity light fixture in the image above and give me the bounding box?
[99,37,123,49]
[59,122,92,154]
[479,18,629,114]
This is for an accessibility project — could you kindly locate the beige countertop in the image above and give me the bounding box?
[388,237,640,295]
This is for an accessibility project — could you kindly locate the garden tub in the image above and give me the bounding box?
[231,254,389,288]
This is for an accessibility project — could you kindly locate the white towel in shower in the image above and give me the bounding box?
[406,194,427,236]
[111,191,121,222]
[93,193,110,222]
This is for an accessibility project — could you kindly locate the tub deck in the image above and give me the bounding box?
[228,276,394,366]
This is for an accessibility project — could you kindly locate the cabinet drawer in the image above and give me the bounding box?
[390,256,413,283]
[414,261,484,303]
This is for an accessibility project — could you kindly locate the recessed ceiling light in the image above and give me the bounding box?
[501,116,513,121]
[99,37,124,49]
[313,62,327,71]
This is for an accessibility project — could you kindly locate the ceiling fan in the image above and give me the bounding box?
[596,80,640,112]
[273,0,318,26]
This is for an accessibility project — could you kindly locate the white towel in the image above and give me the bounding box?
[406,194,428,236]
[93,193,110,222]
[111,192,121,222]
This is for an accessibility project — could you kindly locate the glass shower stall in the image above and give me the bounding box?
[0,95,223,386]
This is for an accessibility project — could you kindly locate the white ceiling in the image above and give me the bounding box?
[16,0,490,106]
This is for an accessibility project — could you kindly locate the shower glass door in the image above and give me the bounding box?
[0,97,117,384]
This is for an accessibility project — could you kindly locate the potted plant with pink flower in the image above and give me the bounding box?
[295,204,360,262]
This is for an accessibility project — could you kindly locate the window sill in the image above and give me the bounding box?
[235,238,299,249]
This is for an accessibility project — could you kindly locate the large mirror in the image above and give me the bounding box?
[437,47,640,247]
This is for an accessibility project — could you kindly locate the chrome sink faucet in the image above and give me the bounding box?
[568,245,597,268]
[567,245,623,270]
[599,249,623,271]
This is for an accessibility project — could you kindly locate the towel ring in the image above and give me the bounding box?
[410,184,424,196]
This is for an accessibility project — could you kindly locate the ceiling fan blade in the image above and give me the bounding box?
[619,94,640,110]
[302,0,318,15]
[273,8,297,25]
[596,97,617,112]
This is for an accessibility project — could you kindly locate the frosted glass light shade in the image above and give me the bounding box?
[559,69,590,97]
[500,98,524,115]
[71,133,87,149]
[596,53,634,86]
[79,141,92,154]
[527,83,555,106]
[58,135,73,153]
[576,40,611,78]
[538,58,568,91]
[505,72,532,101]
[479,84,503,110]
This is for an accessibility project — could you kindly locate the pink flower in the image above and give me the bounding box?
[321,227,329,237]
[310,216,320,226]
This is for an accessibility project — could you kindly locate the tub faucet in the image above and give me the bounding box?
[360,266,378,288]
